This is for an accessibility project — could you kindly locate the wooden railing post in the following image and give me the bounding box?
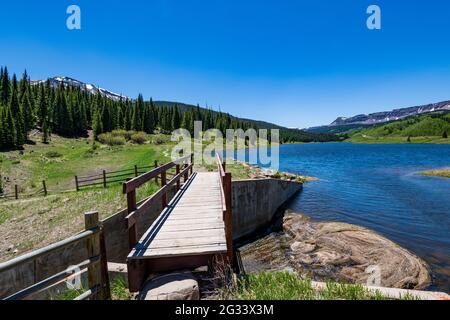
[84,211,102,300]
[14,185,18,200]
[99,222,111,300]
[125,182,137,249]
[223,173,233,264]
[42,180,47,196]
[154,160,159,185]
[161,170,167,207]
[102,170,107,188]
[75,176,79,191]
[176,164,181,191]
[190,153,194,175]
[184,163,189,182]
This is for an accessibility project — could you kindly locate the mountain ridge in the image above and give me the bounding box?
[31,76,129,101]
[306,100,450,134]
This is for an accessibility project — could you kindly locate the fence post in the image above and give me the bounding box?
[190,153,194,175]
[134,165,138,177]
[103,170,107,188]
[223,173,233,265]
[99,223,111,300]
[154,160,159,185]
[42,180,47,196]
[176,164,181,191]
[125,179,137,249]
[75,176,79,191]
[161,170,167,207]
[84,211,102,300]
[15,185,18,200]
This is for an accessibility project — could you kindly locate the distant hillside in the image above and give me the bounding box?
[153,101,340,143]
[24,74,340,144]
[347,111,450,143]
[306,100,450,134]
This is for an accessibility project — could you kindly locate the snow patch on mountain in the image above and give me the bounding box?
[30,76,129,101]
[329,100,450,126]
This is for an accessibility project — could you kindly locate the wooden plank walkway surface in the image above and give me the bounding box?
[128,172,227,261]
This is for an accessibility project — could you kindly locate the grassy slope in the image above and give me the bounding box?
[347,112,450,144]
[220,272,418,300]
[420,169,450,178]
[0,134,174,262]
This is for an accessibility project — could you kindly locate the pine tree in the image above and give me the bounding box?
[0,67,9,105]
[54,86,73,136]
[42,119,49,144]
[36,85,48,127]
[0,106,5,150]
[132,94,144,131]
[443,131,448,139]
[171,104,181,130]
[102,104,112,133]
[92,109,103,140]
[143,104,155,134]
[9,74,25,147]
[4,106,16,148]
[21,88,34,138]
[19,70,29,101]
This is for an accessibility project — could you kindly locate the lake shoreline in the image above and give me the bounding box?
[240,210,432,291]
[419,169,450,178]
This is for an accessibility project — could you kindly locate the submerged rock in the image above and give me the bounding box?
[240,212,431,290]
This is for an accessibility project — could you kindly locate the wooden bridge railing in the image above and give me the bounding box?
[0,211,110,300]
[216,153,233,264]
[123,153,194,250]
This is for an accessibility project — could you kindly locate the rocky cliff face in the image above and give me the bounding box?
[330,100,450,126]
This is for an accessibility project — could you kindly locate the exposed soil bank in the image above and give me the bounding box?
[240,211,431,290]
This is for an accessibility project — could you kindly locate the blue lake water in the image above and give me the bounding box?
[254,143,450,292]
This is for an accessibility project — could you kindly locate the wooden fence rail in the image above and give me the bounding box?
[75,164,158,191]
[0,181,47,201]
[0,211,110,300]
[124,154,194,250]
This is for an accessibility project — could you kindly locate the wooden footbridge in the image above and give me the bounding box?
[123,153,233,292]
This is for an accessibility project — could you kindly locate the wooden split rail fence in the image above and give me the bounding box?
[0,211,110,300]
[75,162,161,191]
[0,181,48,201]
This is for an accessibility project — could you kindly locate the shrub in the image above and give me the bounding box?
[45,151,63,158]
[272,172,282,179]
[98,133,126,146]
[151,134,170,145]
[130,132,147,144]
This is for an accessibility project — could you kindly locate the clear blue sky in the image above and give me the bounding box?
[1,0,450,128]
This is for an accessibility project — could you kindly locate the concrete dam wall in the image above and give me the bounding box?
[232,178,302,241]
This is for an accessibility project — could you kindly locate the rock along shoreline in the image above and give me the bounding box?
[240,211,431,290]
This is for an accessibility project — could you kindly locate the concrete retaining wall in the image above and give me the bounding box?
[232,179,302,241]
